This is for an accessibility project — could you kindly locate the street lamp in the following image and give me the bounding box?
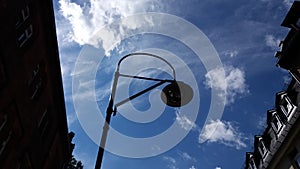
[94,53,193,169]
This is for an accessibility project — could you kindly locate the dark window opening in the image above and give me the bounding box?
[17,24,33,48]
[27,63,47,100]
[15,6,30,28]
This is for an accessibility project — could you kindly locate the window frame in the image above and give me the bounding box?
[258,138,268,158]
[17,24,33,48]
[280,96,296,118]
[271,113,283,135]
[15,5,30,28]
[249,158,257,169]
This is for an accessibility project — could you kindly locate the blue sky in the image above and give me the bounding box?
[53,0,295,168]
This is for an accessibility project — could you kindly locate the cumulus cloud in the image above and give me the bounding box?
[204,65,249,105]
[57,0,162,55]
[265,34,280,50]
[215,167,222,169]
[199,120,247,149]
[56,0,90,41]
[189,166,196,169]
[175,111,197,131]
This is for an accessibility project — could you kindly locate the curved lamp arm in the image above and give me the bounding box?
[116,52,176,80]
[111,52,179,110]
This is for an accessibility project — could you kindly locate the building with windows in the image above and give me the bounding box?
[245,82,300,169]
[0,0,73,168]
[245,1,300,169]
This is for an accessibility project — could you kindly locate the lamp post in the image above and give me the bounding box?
[94,53,193,169]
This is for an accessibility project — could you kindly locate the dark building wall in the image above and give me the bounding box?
[276,1,300,70]
[266,80,300,169]
[0,0,71,168]
[245,79,300,169]
[245,1,300,169]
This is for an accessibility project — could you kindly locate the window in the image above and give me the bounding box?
[0,102,23,159]
[15,6,30,28]
[38,107,51,141]
[0,108,11,157]
[0,116,8,155]
[271,114,283,134]
[0,131,12,156]
[258,138,268,158]
[27,63,47,100]
[17,24,33,48]
[280,96,296,118]
[249,158,257,169]
[0,114,7,132]
[15,5,36,48]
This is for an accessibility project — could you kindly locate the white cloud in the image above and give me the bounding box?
[163,156,176,164]
[215,167,222,169]
[178,151,196,162]
[163,156,178,169]
[54,15,76,48]
[204,65,249,105]
[57,0,162,55]
[181,152,192,160]
[224,50,238,58]
[265,34,280,50]
[199,120,247,149]
[257,115,267,130]
[189,166,196,169]
[176,111,197,131]
[59,0,89,43]
[67,112,77,126]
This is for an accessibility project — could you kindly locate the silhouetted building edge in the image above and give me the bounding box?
[0,0,73,168]
[245,1,300,169]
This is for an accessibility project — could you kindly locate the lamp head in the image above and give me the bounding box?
[161,81,193,107]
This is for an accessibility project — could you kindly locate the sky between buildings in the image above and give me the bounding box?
[53,0,295,168]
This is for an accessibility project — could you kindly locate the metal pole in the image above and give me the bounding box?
[94,98,113,169]
[94,72,119,169]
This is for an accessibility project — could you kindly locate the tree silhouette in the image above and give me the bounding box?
[65,132,83,169]
[65,155,83,169]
